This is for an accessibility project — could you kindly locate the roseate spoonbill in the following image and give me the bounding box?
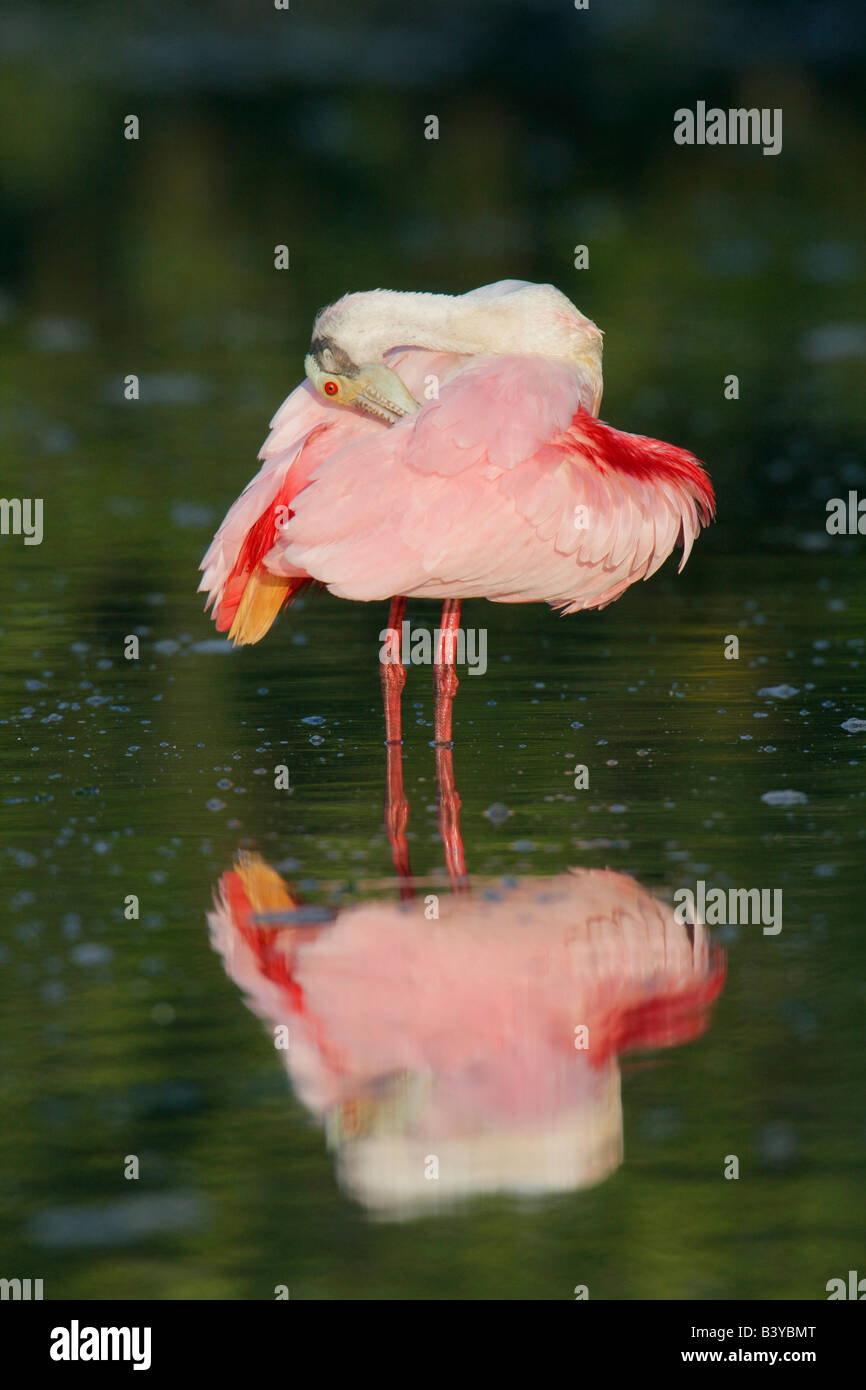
[208,842,724,1213]
[199,281,714,743]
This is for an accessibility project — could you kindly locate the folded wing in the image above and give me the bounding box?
[269,354,714,611]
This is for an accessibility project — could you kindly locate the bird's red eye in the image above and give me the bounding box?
[323,380,339,396]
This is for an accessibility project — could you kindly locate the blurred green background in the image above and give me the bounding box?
[1,0,865,1298]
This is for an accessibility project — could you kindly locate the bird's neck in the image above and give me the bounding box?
[320,290,484,362]
[319,285,604,384]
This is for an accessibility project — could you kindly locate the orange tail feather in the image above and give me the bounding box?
[233,851,299,915]
[227,565,295,646]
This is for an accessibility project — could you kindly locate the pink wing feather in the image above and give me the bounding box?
[200,348,713,635]
[263,353,713,612]
[198,380,379,635]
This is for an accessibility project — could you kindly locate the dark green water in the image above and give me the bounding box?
[1,0,864,1299]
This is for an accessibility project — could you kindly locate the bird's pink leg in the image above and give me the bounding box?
[381,595,407,745]
[381,596,413,898]
[385,740,414,899]
[433,598,461,746]
[435,742,467,890]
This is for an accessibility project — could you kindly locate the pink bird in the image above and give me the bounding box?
[199,281,714,742]
[208,850,725,1212]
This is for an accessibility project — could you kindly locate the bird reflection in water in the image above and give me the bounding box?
[207,744,725,1218]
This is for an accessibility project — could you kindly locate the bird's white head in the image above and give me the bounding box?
[304,281,604,423]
